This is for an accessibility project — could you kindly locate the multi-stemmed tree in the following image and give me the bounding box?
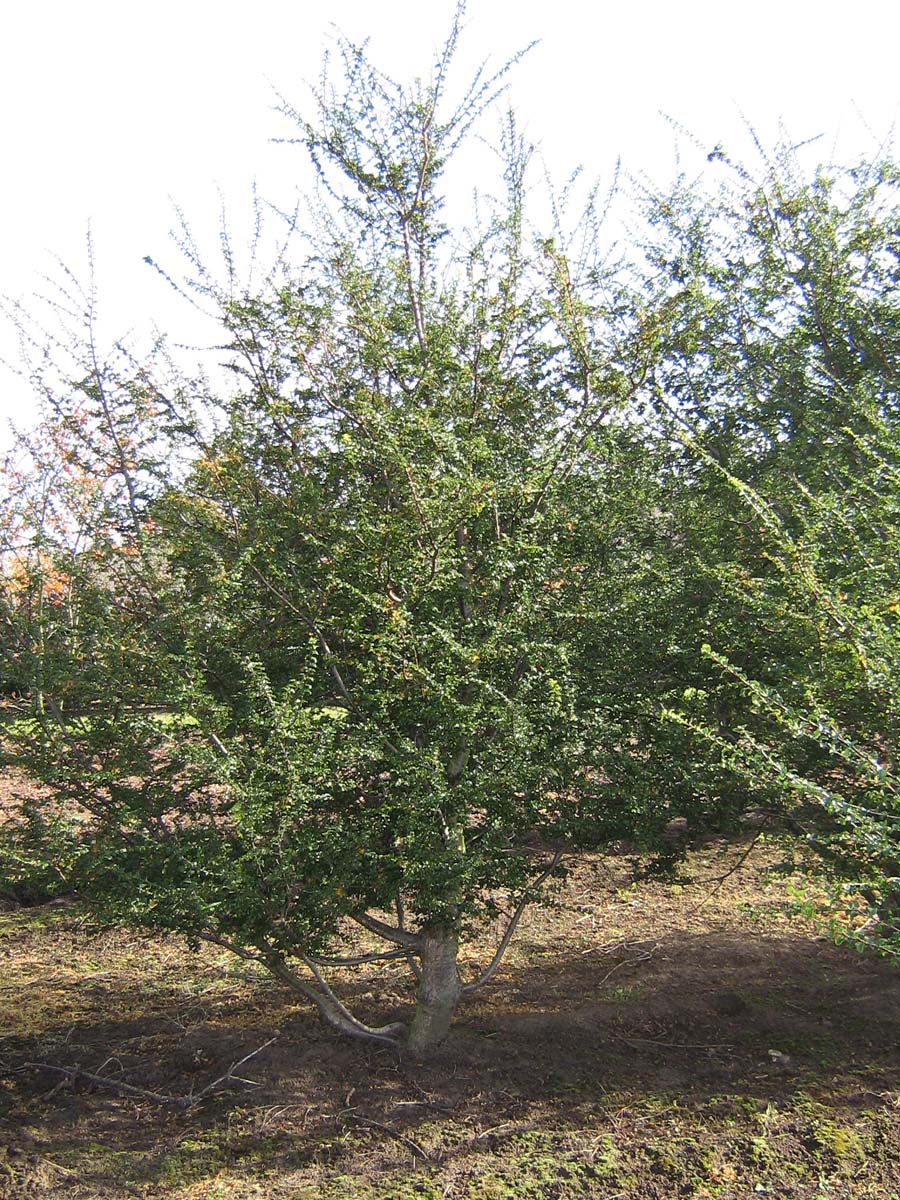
[4,14,900,1062]
[1,20,677,1055]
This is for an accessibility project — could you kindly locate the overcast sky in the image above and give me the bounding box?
[2,0,898,443]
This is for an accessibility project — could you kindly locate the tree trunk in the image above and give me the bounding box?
[407,928,461,1057]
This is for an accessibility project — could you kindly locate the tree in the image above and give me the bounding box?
[1,16,677,1056]
[632,141,900,947]
[10,18,898,1059]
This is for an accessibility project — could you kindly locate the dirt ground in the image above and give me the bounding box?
[2,765,900,1199]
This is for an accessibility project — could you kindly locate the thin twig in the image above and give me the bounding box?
[592,946,659,989]
[25,1063,181,1105]
[616,1036,733,1051]
[682,828,767,917]
[341,1111,433,1162]
[581,936,656,957]
[188,1037,277,1103]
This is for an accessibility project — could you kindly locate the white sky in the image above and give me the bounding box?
[1,0,898,445]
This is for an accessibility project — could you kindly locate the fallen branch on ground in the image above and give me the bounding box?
[25,1036,277,1109]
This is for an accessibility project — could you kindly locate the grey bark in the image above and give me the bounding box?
[407,928,462,1057]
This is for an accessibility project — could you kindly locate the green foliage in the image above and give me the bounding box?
[3,10,900,1052]
[0,14,675,1051]
[639,143,900,950]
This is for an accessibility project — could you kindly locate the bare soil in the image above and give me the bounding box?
[1,766,900,1198]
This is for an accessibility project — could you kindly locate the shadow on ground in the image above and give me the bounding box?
[3,850,900,1198]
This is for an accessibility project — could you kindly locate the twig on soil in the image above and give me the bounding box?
[393,1098,457,1114]
[258,1102,316,1130]
[24,1063,191,1106]
[340,1110,433,1162]
[581,935,656,957]
[782,999,812,1015]
[582,936,658,959]
[593,945,658,989]
[580,937,659,990]
[682,828,767,916]
[616,1035,733,1051]
[403,1078,459,1113]
[158,1014,187,1033]
[25,1035,277,1109]
[41,1075,76,1103]
[473,1121,518,1141]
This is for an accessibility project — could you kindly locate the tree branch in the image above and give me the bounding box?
[462,850,564,994]
[265,956,406,1047]
[309,948,409,967]
[196,931,406,1047]
[195,931,265,963]
[352,912,423,949]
